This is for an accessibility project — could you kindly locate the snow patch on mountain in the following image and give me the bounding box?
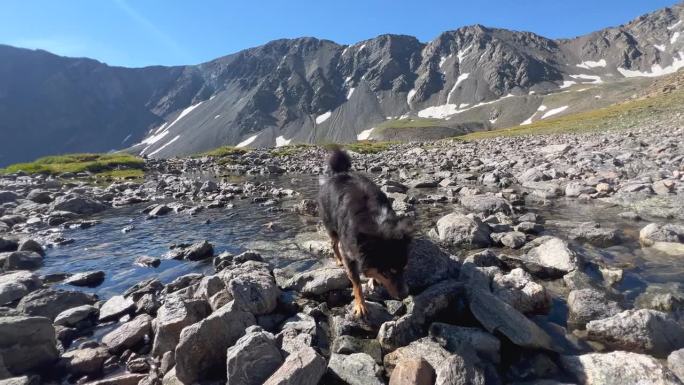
[149,135,181,157]
[316,111,332,124]
[418,94,515,119]
[541,106,569,119]
[668,20,682,30]
[275,136,291,147]
[236,134,258,148]
[577,59,607,69]
[618,52,684,78]
[357,127,375,140]
[570,74,603,84]
[447,73,470,102]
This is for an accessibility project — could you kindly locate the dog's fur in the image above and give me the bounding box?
[318,148,412,318]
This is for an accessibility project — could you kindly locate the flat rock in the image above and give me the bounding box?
[459,195,511,215]
[668,348,684,382]
[388,358,435,385]
[0,316,59,374]
[283,266,349,296]
[226,326,283,385]
[263,346,326,385]
[101,314,152,353]
[99,295,135,322]
[328,353,384,385]
[64,271,105,287]
[50,194,107,215]
[17,289,96,320]
[58,347,110,376]
[151,296,209,357]
[429,323,501,364]
[561,351,682,385]
[54,304,99,327]
[431,213,491,249]
[567,288,623,328]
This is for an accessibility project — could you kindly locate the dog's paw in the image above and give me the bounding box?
[353,300,369,319]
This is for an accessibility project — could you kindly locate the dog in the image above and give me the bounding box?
[318,147,412,318]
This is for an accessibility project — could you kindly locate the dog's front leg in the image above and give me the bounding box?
[330,235,343,267]
[344,261,368,319]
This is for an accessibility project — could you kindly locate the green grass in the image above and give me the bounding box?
[270,144,314,157]
[377,117,444,130]
[1,153,144,176]
[456,87,684,141]
[194,146,247,158]
[343,141,395,154]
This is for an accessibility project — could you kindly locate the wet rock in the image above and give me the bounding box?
[174,301,255,384]
[668,349,684,382]
[405,238,460,292]
[522,237,578,277]
[378,280,464,351]
[283,266,350,296]
[151,296,209,357]
[459,195,511,215]
[16,239,44,257]
[87,373,146,385]
[566,222,621,247]
[0,316,59,374]
[495,231,527,249]
[0,237,18,253]
[586,309,684,357]
[384,338,452,377]
[26,189,52,204]
[492,268,550,314]
[58,347,110,376]
[148,204,172,217]
[165,240,214,261]
[54,305,99,328]
[293,199,318,216]
[430,213,491,249]
[134,256,161,268]
[99,295,135,322]
[635,284,684,312]
[50,194,107,215]
[328,353,384,385]
[429,323,501,364]
[0,271,41,305]
[0,192,19,204]
[468,288,554,351]
[388,358,435,385]
[434,354,485,385]
[514,221,543,234]
[164,273,203,294]
[567,288,623,328]
[17,289,96,320]
[64,270,105,287]
[102,314,153,353]
[640,223,684,246]
[565,182,596,197]
[331,335,383,364]
[226,326,283,385]
[0,251,43,272]
[263,346,326,385]
[561,351,682,385]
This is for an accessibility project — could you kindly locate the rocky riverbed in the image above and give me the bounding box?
[1,126,684,385]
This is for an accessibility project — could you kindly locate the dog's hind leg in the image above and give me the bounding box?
[330,235,343,267]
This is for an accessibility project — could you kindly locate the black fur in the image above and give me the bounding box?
[319,148,412,300]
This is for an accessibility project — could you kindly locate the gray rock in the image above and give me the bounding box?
[54,305,98,327]
[225,261,279,315]
[152,296,209,357]
[0,192,19,204]
[497,231,527,249]
[523,237,578,277]
[58,347,110,376]
[148,204,172,217]
[459,195,511,215]
[283,266,350,296]
[434,354,485,385]
[431,213,491,249]
[331,335,383,364]
[567,288,623,328]
[102,314,153,353]
[429,323,501,364]
[388,358,435,385]
[174,301,255,384]
[0,252,43,272]
[276,313,318,356]
[668,349,684,382]
[0,271,41,305]
[328,353,384,385]
[0,237,18,253]
[26,190,51,204]
[565,182,596,197]
[640,223,684,246]
[561,351,682,385]
[99,295,135,322]
[0,316,58,374]
[226,327,283,385]
[64,270,105,287]
[263,346,326,385]
[586,309,684,357]
[404,238,460,293]
[469,288,554,351]
[492,268,550,314]
[16,240,44,257]
[0,376,40,385]
[50,194,107,215]
[384,338,453,377]
[17,289,96,320]
[86,373,146,385]
[567,222,621,247]
[166,240,214,261]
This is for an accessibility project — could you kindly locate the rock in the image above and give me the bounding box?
[523,237,578,277]
[668,349,684,382]
[16,240,44,257]
[276,313,317,356]
[332,335,383,364]
[26,190,51,204]
[151,296,209,357]
[0,376,40,385]
[586,309,684,357]
[148,204,172,217]
[497,231,527,249]
[166,240,214,261]
[378,280,464,351]
[561,351,682,385]
[566,222,621,247]
[459,195,511,215]
[50,194,107,215]
[429,323,501,364]
[384,338,452,377]
[0,252,43,272]
[540,143,570,155]
[0,237,18,253]
[328,353,384,385]
[261,347,325,385]
[0,271,41,305]
[635,284,684,312]
[565,182,596,197]
[54,305,99,327]
[404,238,460,293]
[434,354,485,385]
[64,271,105,287]
[17,289,96,320]
[86,373,146,385]
[0,316,59,374]
[293,199,318,216]
[492,268,550,314]
[174,301,255,384]
[567,288,623,328]
[226,327,283,385]
[224,261,279,315]
[101,314,152,353]
[0,192,19,204]
[58,347,110,376]
[99,295,136,322]
[134,256,160,268]
[431,213,491,249]
[468,288,554,351]
[640,223,684,246]
[389,358,435,385]
[283,266,350,296]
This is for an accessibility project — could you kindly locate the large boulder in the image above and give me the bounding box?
[101,314,153,353]
[50,194,107,215]
[430,213,491,249]
[668,349,684,382]
[586,309,684,357]
[282,266,350,296]
[98,295,135,322]
[388,358,435,385]
[492,268,550,315]
[174,301,255,384]
[434,354,485,385]
[468,288,554,351]
[263,346,326,385]
[220,261,279,315]
[0,252,43,272]
[384,338,452,377]
[522,237,578,277]
[429,323,501,364]
[328,353,384,385]
[17,289,96,320]
[404,239,460,293]
[567,288,623,328]
[0,316,58,374]
[226,326,283,385]
[151,296,209,357]
[640,223,684,246]
[54,305,99,328]
[459,195,511,215]
[0,271,41,305]
[561,351,682,385]
[58,347,110,376]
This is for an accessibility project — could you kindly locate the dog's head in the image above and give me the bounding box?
[358,216,413,299]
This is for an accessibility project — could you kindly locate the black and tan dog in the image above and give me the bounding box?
[318,148,412,318]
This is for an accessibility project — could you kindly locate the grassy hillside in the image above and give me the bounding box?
[0,153,144,178]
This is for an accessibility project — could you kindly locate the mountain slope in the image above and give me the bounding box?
[1,2,683,165]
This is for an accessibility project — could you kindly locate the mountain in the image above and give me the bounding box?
[1,2,683,166]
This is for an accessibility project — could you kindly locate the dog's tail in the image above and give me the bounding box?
[327,147,351,174]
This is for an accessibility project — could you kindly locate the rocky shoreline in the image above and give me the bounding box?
[1,126,684,385]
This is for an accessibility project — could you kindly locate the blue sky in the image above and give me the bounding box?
[0,0,678,68]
